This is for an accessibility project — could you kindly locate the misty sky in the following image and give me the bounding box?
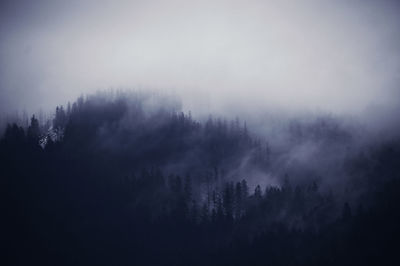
[1,0,400,115]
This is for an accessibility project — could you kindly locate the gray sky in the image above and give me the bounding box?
[1,0,400,116]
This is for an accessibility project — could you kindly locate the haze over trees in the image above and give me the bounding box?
[1,91,400,266]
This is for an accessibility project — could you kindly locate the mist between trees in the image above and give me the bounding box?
[1,90,400,266]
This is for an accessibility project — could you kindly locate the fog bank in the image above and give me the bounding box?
[1,0,400,117]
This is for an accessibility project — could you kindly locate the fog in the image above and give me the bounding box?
[1,0,400,117]
[3,3,400,262]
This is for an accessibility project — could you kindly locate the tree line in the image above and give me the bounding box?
[1,91,399,266]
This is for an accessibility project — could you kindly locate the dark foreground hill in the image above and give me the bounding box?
[1,92,399,266]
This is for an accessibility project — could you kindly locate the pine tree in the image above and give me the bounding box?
[27,115,40,145]
[254,185,262,200]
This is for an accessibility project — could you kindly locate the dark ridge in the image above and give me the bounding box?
[1,91,399,266]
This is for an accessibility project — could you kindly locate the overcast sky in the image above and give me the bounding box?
[1,0,400,115]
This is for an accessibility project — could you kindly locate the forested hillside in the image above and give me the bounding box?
[1,92,399,266]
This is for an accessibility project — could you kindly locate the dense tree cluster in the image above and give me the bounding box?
[1,92,399,266]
